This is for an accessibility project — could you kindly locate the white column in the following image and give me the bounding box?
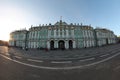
[37,31,38,39]
[56,40,58,48]
[84,40,86,47]
[66,29,68,38]
[48,30,49,38]
[86,41,88,47]
[89,40,91,47]
[28,32,31,39]
[65,40,68,49]
[34,41,36,48]
[54,30,56,38]
[54,41,57,48]
[33,31,35,39]
[73,40,76,48]
[31,42,32,48]
[31,32,33,39]
[35,42,37,48]
[58,29,60,37]
[48,30,51,38]
[71,30,74,38]
[47,41,50,49]
[30,42,32,48]
[62,29,64,38]
[30,41,32,48]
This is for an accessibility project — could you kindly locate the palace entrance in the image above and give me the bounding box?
[69,40,73,49]
[50,41,54,50]
[58,40,65,50]
[106,38,109,45]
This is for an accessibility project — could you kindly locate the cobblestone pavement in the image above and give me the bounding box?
[7,44,120,60]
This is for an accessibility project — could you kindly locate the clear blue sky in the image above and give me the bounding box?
[0,0,120,41]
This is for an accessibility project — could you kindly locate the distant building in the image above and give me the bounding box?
[9,30,28,48]
[0,40,8,46]
[9,20,117,49]
[94,28,117,46]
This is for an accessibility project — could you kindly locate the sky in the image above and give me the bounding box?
[0,0,120,41]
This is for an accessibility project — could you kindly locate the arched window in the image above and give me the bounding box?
[69,40,73,49]
[58,40,65,50]
[50,40,54,50]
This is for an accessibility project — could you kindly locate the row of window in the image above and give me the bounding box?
[11,34,26,40]
[97,32,115,38]
[29,31,47,39]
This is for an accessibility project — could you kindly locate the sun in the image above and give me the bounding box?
[0,5,28,41]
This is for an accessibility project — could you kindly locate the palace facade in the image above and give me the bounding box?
[9,20,117,49]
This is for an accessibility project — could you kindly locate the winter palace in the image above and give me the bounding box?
[9,20,117,50]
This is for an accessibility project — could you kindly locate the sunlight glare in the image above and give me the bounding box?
[0,6,27,41]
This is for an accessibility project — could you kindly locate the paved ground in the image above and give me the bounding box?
[7,44,120,60]
[1,44,120,80]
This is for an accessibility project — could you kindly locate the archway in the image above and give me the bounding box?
[14,41,16,47]
[58,40,65,50]
[50,40,54,50]
[69,40,73,49]
[106,38,108,45]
